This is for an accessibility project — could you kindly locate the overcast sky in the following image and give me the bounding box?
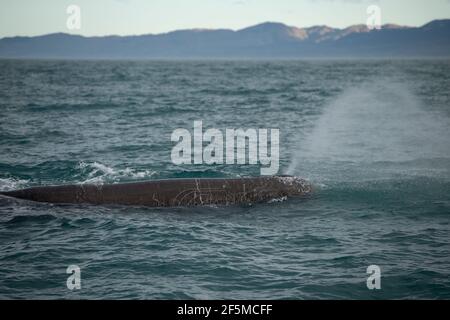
[0,0,449,37]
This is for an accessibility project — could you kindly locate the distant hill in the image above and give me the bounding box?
[0,19,449,59]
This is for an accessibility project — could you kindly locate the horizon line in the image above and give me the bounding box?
[2,18,447,40]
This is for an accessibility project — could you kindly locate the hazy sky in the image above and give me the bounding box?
[1,0,449,37]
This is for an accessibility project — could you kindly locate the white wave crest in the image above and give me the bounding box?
[77,161,155,185]
[268,196,288,203]
[0,178,29,191]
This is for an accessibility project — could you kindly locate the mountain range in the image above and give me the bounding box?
[0,19,449,59]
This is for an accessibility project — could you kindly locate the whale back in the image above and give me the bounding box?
[1,176,312,207]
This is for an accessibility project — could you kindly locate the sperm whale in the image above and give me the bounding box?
[0,176,311,207]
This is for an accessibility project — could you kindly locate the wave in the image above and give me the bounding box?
[77,161,156,185]
[5,214,57,225]
[0,177,29,191]
[24,102,122,113]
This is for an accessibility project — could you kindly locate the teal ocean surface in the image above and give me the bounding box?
[0,60,449,299]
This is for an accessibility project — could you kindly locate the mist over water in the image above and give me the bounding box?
[0,60,449,299]
[287,77,450,183]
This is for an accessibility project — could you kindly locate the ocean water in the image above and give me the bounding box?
[0,60,449,299]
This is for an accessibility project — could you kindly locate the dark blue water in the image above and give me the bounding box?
[0,60,449,299]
